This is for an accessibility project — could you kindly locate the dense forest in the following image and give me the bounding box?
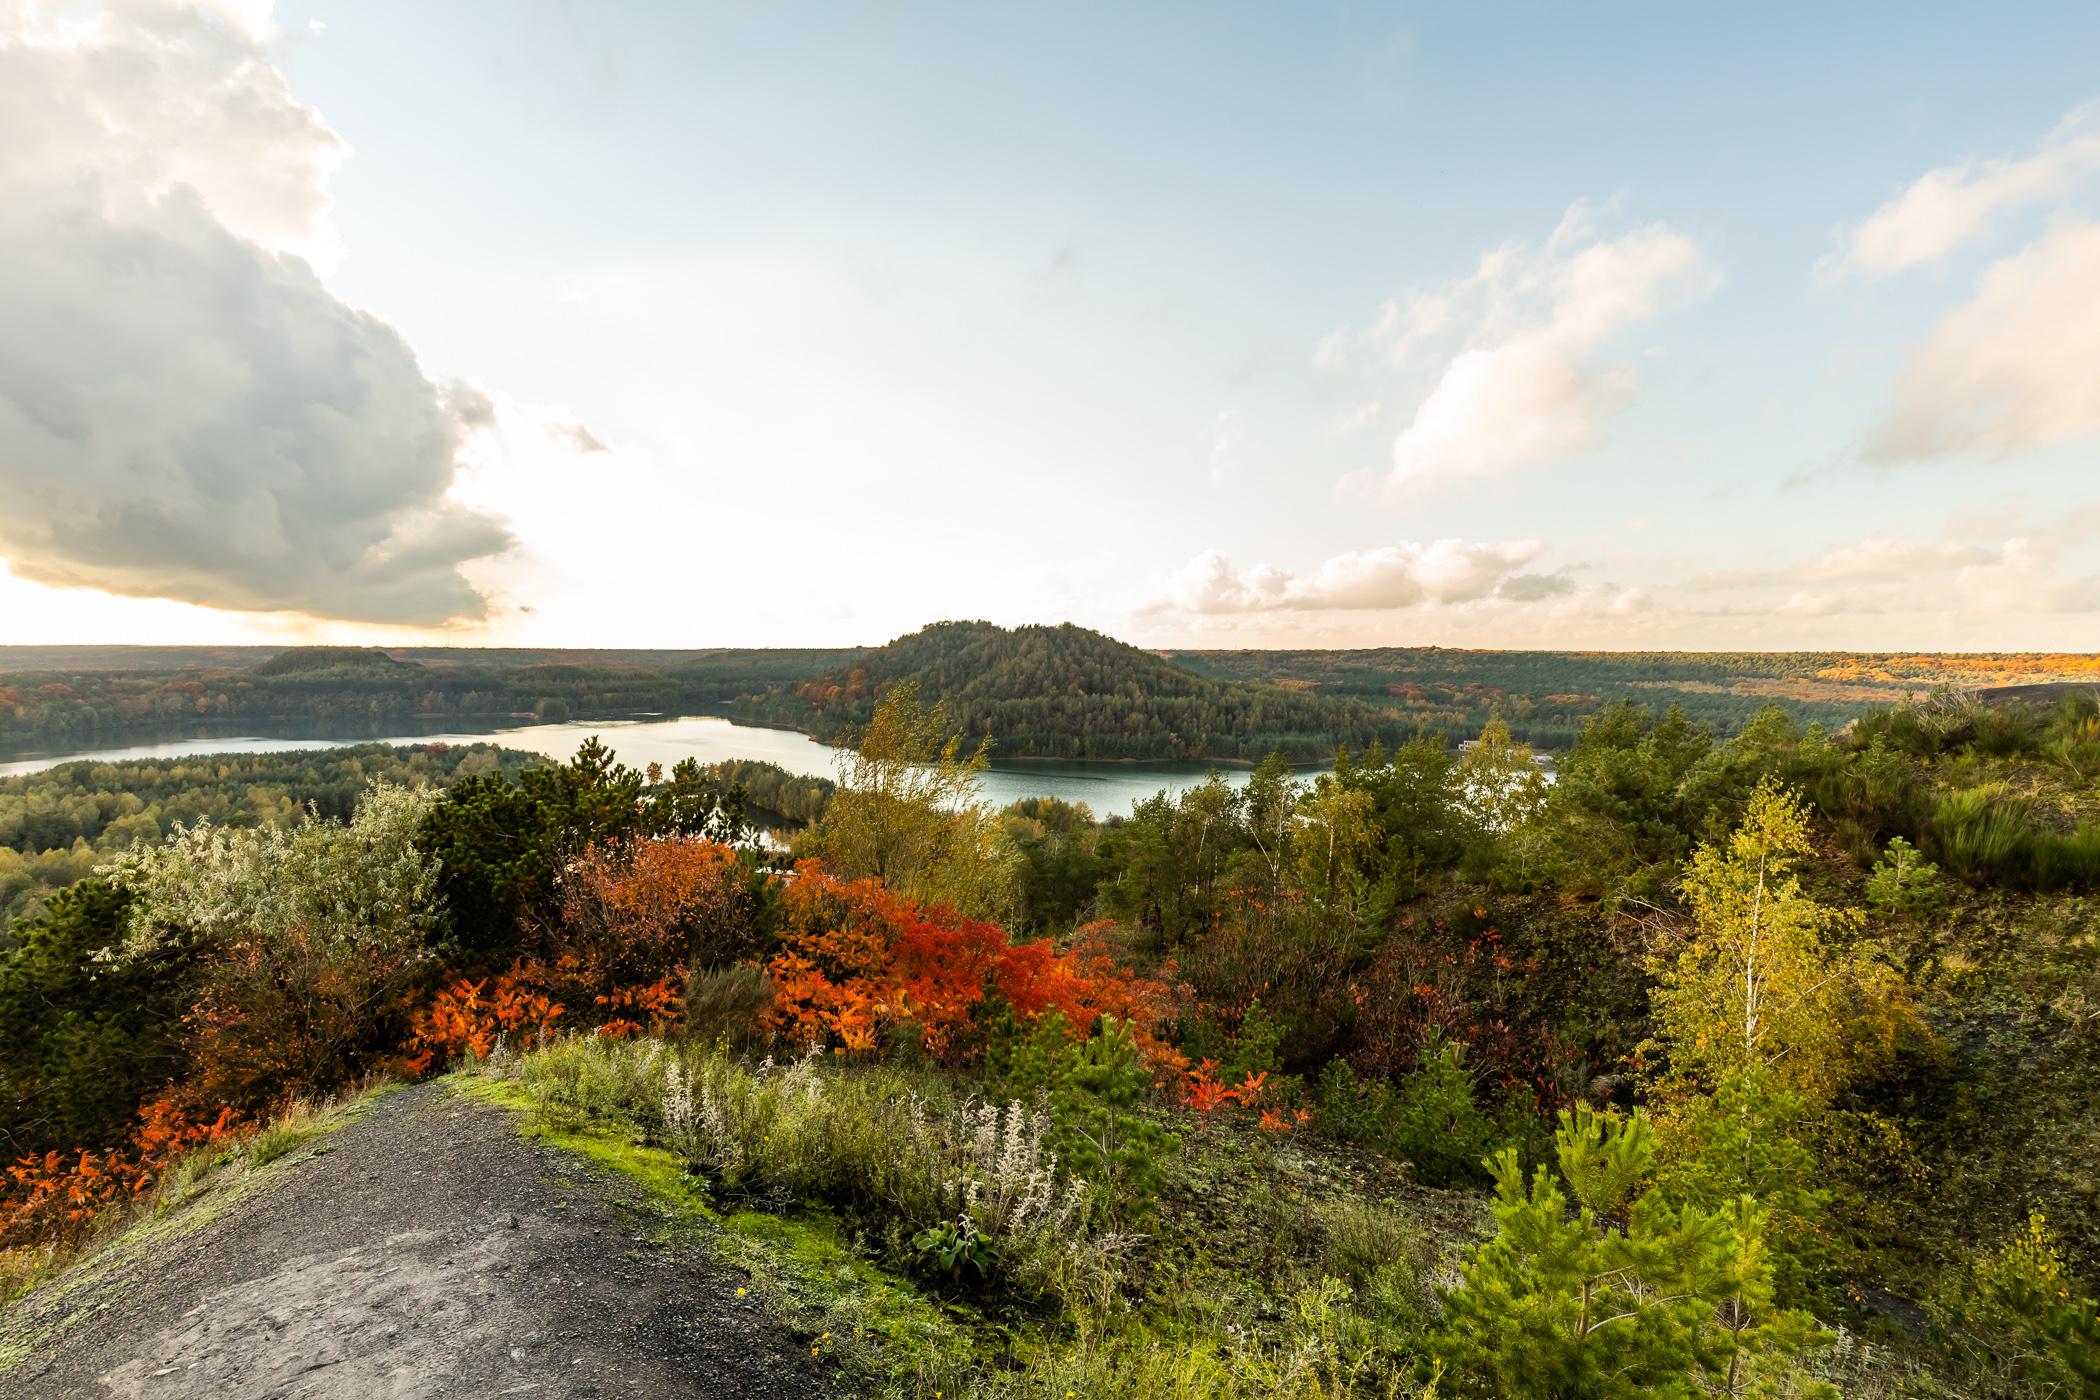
[10,631,2096,765]
[727,621,1425,761]
[5,684,2097,1396]
[1172,646,2100,747]
[0,644,850,743]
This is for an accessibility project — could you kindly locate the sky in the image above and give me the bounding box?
[3,0,2098,653]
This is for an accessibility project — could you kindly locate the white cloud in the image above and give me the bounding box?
[1143,539,1568,615]
[1607,587,1652,617]
[1864,220,2100,462]
[1819,102,2100,282]
[1798,536,1996,582]
[0,0,512,625]
[1325,202,1717,495]
[1955,537,2100,615]
[1687,527,2100,622]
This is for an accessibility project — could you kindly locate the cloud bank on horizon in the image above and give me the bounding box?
[0,1,2096,651]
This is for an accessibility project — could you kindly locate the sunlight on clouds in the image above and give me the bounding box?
[1865,221,2100,461]
[1322,202,1717,497]
[1819,101,2100,283]
[0,0,511,626]
[1141,540,1567,615]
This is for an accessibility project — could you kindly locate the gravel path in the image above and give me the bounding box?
[0,1081,828,1399]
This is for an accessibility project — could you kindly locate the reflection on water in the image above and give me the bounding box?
[0,714,1325,818]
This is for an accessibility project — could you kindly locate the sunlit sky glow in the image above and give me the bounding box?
[4,1,2099,651]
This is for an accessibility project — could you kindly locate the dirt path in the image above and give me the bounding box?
[0,1082,828,1399]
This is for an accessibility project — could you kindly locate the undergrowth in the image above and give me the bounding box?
[476,1038,1467,1398]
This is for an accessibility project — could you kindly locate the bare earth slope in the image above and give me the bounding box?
[0,1082,826,1399]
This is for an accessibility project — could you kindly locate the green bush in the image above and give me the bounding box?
[1048,1016,1179,1222]
[1865,836,1946,916]
[1386,1036,1497,1187]
[1313,1039,1497,1188]
[0,879,191,1157]
[1934,1210,2100,1396]
[1434,1104,1835,1399]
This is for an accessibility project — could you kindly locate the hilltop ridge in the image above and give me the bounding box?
[726,620,1410,762]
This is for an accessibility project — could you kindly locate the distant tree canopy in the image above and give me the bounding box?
[9,630,2092,764]
[0,646,852,743]
[1170,646,2100,748]
[728,620,1419,762]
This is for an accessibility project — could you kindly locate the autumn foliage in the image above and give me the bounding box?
[2,1097,239,1249]
[403,968,566,1074]
[764,864,1173,1062]
[1348,919,1571,1109]
[550,835,762,987]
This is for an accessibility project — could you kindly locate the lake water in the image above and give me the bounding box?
[0,713,1317,818]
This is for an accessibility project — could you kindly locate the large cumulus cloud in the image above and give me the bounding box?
[0,0,511,625]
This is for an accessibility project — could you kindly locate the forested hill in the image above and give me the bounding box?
[725,621,1413,762]
[8,635,2096,759]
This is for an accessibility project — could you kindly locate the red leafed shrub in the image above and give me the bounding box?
[404,968,565,1073]
[592,975,683,1040]
[764,864,1174,1063]
[2,1096,239,1249]
[1181,1059,1274,1115]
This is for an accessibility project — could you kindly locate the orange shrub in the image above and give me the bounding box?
[403,968,565,1072]
[592,974,683,1040]
[2,1096,239,1249]
[552,836,761,988]
[1181,1059,1272,1114]
[763,864,1174,1063]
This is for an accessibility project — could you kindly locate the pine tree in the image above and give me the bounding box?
[1049,1016,1178,1222]
[1434,1103,1834,1399]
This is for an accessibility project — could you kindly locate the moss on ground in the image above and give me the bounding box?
[468,1072,979,1392]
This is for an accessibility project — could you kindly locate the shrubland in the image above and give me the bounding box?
[2,682,2097,1397]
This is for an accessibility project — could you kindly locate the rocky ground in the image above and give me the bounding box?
[0,1081,828,1399]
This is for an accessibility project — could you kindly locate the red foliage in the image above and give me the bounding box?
[1348,919,1571,1108]
[764,864,1175,1064]
[553,836,758,987]
[592,974,683,1040]
[404,968,565,1072]
[2,1097,240,1249]
[408,837,761,1071]
[1181,1059,1273,1115]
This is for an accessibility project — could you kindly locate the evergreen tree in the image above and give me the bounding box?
[1049,1016,1178,1223]
[1435,1103,1833,1399]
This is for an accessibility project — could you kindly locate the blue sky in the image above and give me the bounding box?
[3,1,2098,649]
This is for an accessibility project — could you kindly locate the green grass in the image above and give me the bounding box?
[468,1041,1473,1399]
[467,1071,977,1391]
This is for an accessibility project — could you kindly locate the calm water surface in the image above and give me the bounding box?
[0,714,1319,817]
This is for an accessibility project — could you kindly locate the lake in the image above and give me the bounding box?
[0,713,1322,818]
